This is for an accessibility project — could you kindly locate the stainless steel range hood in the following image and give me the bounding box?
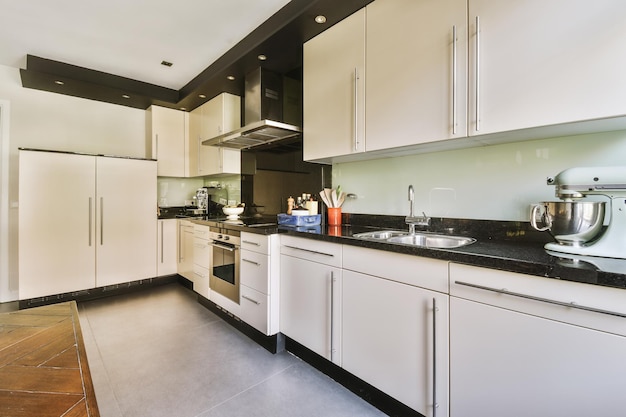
[202,68,301,150]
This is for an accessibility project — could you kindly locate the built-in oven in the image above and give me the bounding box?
[209,226,240,304]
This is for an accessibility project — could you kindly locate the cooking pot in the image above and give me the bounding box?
[530,201,605,246]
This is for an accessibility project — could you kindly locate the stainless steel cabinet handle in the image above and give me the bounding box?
[242,258,260,266]
[88,197,92,246]
[100,197,104,245]
[283,245,334,257]
[475,16,481,132]
[242,240,261,246]
[330,271,336,361]
[455,281,626,318]
[353,67,359,152]
[452,25,457,135]
[160,221,164,263]
[178,224,184,262]
[242,295,261,305]
[432,297,438,417]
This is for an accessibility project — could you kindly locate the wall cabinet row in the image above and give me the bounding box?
[148,93,241,177]
[304,0,626,163]
[19,150,157,299]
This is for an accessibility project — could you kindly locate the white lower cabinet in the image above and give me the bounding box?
[342,245,449,417]
[240,232,280,335]
[157,219,178,276]
[280,236,342,365]
[449,263,626,417]
[192,224,211,296]
[177,220,195,281]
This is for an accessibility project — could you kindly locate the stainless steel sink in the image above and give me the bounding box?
[353,230,475,249]
[387,234,476,248]
[352,230,409,240]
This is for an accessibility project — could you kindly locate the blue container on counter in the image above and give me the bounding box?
[277,213,322,227]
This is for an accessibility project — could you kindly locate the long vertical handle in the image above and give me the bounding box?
[432,297,438,417]
[330,271,335,361]
[178,224,183,262]
[353,68,359,152]
[160,221,164,263]
[100,197,104,245]
[475,16,481,132]
[452,25,457,135]
[88,197,92,246]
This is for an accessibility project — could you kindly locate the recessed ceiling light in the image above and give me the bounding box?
[180,107,187,111]
[199,94,207,99]
[161,61,173,67]
[315,15,327,24]
[258,54,267,61]
[122,94,130,99]
[227,75,235,81]
[54,80,64,85]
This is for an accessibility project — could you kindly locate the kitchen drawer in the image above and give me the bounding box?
[192,264,210,298]
[343,245,448,293]
[280,235,342,268]
[240,249,269,294]
[241,232,270,255]
[240,285,270,335]
[193,237,211,269]
[450,263,626,337]
[193,224,210,240]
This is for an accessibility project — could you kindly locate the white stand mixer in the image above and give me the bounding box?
[543,166,626,259]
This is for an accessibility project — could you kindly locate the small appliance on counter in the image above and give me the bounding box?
[531,166,626,259]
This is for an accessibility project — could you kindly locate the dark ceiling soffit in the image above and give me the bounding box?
[18,0,373,111]
[20,55,178,110]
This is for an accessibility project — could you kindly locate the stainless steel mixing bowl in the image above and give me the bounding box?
[530,201,606,246]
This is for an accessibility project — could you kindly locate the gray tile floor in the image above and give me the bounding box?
[78,283,387,417]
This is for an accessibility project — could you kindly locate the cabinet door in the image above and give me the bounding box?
[468,0,626,136]
[148,106,187,177]
[177,222,195,280]
[303,8,366,162]
[157,219,178,276]
[18,151,96,299]
[280,254,342,364]
[187,107,201,177]
[96,157,157,286]
[198,94,241,175]
[366,0,468,150]
[450,297,626,417]
[343,270,449,416]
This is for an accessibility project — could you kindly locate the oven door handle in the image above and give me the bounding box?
[210,241,237,252]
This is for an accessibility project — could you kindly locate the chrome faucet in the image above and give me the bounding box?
[406,184,430,234]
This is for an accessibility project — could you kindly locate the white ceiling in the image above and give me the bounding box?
[0,0,291,90]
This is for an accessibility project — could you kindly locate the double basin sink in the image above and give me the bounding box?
[353,230,476,249]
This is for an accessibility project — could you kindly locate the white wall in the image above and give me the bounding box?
[0,64,146,302]
[334,130,626,221]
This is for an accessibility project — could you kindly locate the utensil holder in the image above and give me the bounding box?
[327,207,342,226]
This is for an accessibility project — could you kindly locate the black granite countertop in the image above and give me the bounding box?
[190,213,626,291]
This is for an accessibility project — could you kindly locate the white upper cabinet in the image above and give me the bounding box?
[190,93,241,177]
[304,0,626,162]
[147,105,188,177]
[303,8,366,162]
[366,0,468,151]
[468,0,626,136]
